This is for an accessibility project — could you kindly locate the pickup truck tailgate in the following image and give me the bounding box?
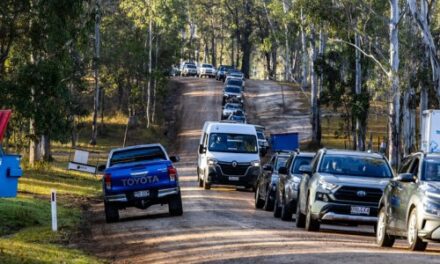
[105,160,175,193]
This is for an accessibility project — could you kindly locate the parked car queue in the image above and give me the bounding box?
[254,148,440,251]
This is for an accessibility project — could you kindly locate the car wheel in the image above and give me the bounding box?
[305,195,320,231]
[281,199,293,221]
[197,168,203,188]
[295,198,306,228]
[255,185,265,209]
[407,208,428,251]
[169,194,183,216]
[273,193,281,218]
[263,187,274,211]
[104,202,119,223]
[376,207,395,247]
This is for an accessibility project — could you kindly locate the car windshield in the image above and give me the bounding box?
[275,156,289,171]
[208,133,257,153]
[110,147,166,166]
[422,158,440,181]
[187,65,196,69]
[225,104,241,110]
[227,80,243,86]
[202,64,212,68]
[318,154,392,178]
[225,87,241,93]
[291,156,313,174]
[257,131,265,140]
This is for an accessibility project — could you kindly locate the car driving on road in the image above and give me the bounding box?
[377,152,440,251]
[197,122,261,190]
[296,149,393,231]
[224,78,244,90]
[222,86,243,105]
[275,152,315,221]
[100,144,182,222]
[198,63,216,78]
[216,65,233,81]
[255,151,291,212]
[221,103,243,120]
[181,64,198,77]
[227,112,246,123]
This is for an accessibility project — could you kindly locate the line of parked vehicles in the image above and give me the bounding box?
[254,146,440,252]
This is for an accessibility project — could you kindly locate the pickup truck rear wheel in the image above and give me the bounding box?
[104,202,119,223]
[169,194,183,216]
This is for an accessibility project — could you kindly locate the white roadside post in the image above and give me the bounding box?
[51,189,58,232]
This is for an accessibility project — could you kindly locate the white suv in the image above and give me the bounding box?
[198,64,216,78]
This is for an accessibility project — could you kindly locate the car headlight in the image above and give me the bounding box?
[251,160,260,167]
[208,158,218,166]
[424,201,440,216]
[318,179,338,192]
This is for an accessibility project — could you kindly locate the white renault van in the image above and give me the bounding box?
[197,122,261,190]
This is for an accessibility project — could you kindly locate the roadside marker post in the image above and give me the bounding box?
[51,189,58,232]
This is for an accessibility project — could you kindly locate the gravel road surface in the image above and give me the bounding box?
[86,78,440,264]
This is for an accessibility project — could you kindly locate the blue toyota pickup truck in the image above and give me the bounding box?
[100,143,182,223]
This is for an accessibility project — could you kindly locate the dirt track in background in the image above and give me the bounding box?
[84,78,440,264]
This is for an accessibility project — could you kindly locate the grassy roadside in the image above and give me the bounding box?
[0,117,169,263]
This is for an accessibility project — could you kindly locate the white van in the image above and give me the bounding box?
[197,122,261,190]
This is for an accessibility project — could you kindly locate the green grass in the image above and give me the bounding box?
[0,194,101,263]
[0,114,168,263]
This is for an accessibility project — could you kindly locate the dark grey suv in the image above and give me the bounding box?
[377,152,440,251]
[296,149,393,232]
[275,152,315,221]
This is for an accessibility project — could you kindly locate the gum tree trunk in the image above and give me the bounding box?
[310,26,321,147]
[388,0,401,168]
[300,8,308,90]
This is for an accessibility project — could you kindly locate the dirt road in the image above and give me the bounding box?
[87,78,440,264]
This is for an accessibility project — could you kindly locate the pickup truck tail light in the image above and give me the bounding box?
[168,166,177,181]
[104,173,112,190]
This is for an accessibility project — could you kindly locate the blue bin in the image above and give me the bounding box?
[0,154,23,197]
[0,110,22,198]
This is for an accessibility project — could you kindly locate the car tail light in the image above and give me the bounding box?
[104,173,111,190]
[168,166,177,181]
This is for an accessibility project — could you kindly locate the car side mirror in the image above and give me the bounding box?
[299,165,312,175]
[170,156,180,163]
[278,166,288,175]
[396,173,416,183]
[198,144,206,154]
[97,164,106,172]
[263,164,273,171]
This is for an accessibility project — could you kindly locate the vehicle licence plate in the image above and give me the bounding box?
[229,176,239,181]
[350,206,370,215]
[134,190,150,198]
